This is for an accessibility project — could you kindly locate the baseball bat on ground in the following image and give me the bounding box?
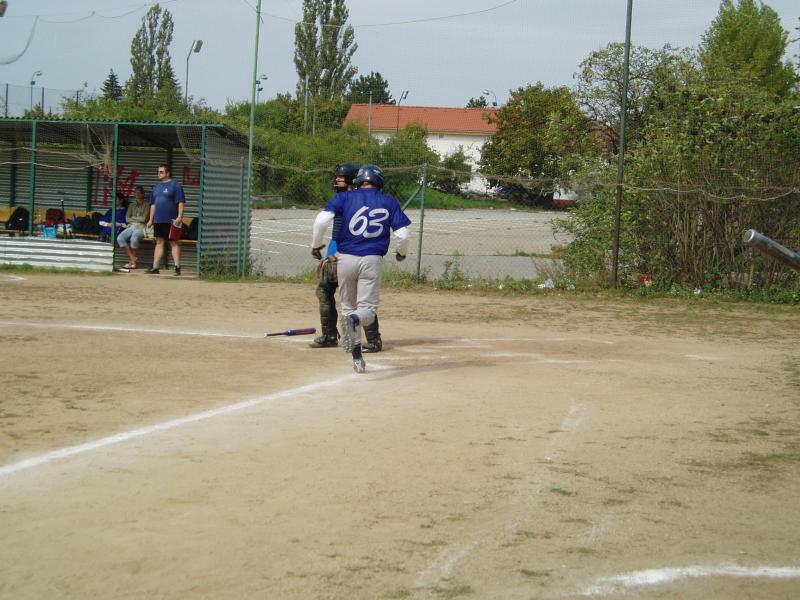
[264,327,316,338]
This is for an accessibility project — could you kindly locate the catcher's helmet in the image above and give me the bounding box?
[333,162,360,190]
[354,164,385,189]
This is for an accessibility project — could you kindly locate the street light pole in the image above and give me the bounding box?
[245,0,263,276]
[481,89,498,107]
[184,39,203,103]
[29,70,42,113]
[256,74,267,104]
[396,90,408,132]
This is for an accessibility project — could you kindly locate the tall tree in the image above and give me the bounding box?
[574,43,690,154]
[101,69,123,102]
[347,71,393,104]
[480,83,592,202]
[466,96,488,108]
[127,4,180,105]
[699,0,796,96]
[294,0,358,101]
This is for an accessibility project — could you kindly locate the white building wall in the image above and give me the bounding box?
[373,131,492,193]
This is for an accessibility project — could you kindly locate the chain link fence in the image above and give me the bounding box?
[1,83,87,118]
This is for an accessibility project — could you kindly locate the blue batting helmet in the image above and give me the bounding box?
[353,164,385,189]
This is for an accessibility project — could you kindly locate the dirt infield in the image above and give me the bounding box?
[1,271,799,599]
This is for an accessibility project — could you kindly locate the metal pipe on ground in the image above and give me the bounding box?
[743,229,800,272]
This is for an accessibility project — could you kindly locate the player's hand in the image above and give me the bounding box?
[311,246,324,260]
[395,252,406,262]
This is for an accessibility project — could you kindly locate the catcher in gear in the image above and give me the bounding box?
[309,162,383,351]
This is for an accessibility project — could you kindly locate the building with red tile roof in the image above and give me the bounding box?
[344,104,499,192]
[344,104,498,136]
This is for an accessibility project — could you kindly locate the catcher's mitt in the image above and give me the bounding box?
[316,255,338,284]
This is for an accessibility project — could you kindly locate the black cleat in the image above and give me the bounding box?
[146,267,160,274]
[309,334,338,348]
[352,344,366,373]
[362,334,382,353]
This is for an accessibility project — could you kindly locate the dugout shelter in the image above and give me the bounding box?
[0,118,253,276]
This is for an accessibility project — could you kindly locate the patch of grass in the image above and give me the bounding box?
[382,264,430,287]
[415,187,528,211]
[519,569,551,578]
[659,498,689,509]
[550,487,577,497]
[742,452,800,467]
[568,547,597,556]
[783,359,800,393]
[515,530,552,540]
[430,583,474,598]
[507,249,555,259]
[636,282,800,305]
[602,498,628,506]
[384,590,412,599]
[562,517,590,525]
[218,261,799,309]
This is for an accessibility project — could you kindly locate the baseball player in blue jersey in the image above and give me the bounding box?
[311,164,411,373]
[309,163,383,351]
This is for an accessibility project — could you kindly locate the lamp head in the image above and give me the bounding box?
[0,1,8,18]
[193,39,203,52]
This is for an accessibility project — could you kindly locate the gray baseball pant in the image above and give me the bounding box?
[337,253,383,346]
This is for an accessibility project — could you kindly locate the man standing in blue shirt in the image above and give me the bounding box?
[146,164,186,275]
[311,164,411,373]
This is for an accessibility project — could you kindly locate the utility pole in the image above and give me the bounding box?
[245,0,262,277]
[611,0,633,288]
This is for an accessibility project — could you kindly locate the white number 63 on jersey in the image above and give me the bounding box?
[349,206,389,238]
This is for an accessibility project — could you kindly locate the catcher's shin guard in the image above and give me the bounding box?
[310,286,339,348]
[362,315,382,353]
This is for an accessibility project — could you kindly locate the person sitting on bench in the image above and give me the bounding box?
[99,192,128,242]
[117,185,148,269]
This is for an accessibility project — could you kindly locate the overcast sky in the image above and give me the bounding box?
[1,0,798,111]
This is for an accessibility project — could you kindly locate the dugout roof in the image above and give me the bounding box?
[0,118,252,149]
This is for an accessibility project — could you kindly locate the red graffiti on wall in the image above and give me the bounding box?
[94,163,140,206]
[182,164,200,186]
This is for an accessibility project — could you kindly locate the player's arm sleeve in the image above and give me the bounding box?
[393,226,411,257]
[311,211,335,248]
[331,214,343,241]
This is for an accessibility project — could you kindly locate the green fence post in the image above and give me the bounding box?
[28,120,37,234]
[197,125,207,275]
[238,157,246,277]
[10,143,17,207]
[110,124,119,248]
[415,163,427,282]
[85,166,93,211]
